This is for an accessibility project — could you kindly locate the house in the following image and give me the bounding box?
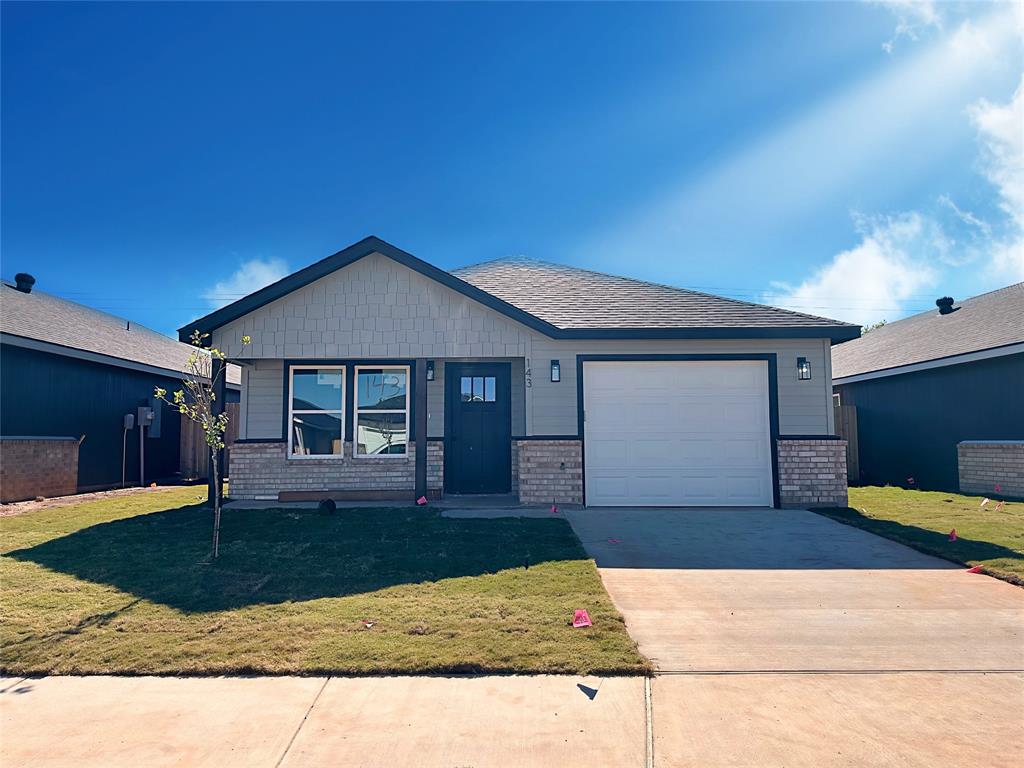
[832,284,1024,494]
[0,273,240,501]
[182,236,860,508]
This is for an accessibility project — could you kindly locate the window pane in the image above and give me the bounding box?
[291,413,342,456]
[484,376,496,402]
[473,376,484,401]
[357,368,407,410]
[461,377,472,402]
[357,412,408,455]
[292,369,342,411]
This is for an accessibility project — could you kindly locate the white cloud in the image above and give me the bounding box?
[764,213,939,326]
[966,73,1024,281]
[871,0,942,53]
[968,73,1024,230]
[204,258,289,309]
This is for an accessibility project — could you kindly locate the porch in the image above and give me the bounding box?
[227,357,583,506]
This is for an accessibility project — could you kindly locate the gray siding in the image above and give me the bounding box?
[244,359,284,439]
[528,337,832,435]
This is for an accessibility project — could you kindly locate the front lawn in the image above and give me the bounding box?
[1,487,646,675]
[816,486,1024,585]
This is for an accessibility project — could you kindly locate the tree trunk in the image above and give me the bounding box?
[211,453,221,559]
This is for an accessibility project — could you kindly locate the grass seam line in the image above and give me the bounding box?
[274,676,331,768]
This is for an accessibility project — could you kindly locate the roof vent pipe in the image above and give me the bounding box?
[936,296,955,315]
[14,273,35,294]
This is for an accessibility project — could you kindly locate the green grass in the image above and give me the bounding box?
[1,487,647,676]
[816,486,1024,586]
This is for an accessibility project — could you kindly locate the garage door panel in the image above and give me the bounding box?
[583,361,773,507]
[585,438,628,467]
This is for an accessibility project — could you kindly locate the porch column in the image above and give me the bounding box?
[208,356,226,503]
[414,358,428,499]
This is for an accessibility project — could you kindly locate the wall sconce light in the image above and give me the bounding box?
[426,360,435,381]
[550,359,561,382]
[797,357,812,380]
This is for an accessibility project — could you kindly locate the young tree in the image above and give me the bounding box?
[155,330,250,559]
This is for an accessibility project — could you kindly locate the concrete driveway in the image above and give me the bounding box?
[565,507,1024,766]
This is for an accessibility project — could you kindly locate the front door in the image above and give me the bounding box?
[445,362,512,494]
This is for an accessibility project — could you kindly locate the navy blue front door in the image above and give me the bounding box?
[445,363,512,494]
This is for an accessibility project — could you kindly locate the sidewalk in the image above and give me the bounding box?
[0,675,649,768]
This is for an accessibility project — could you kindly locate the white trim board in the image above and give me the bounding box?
[833,342,1024,386]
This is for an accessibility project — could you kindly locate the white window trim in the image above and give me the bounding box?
[354,364,410,459]
[288,364,345,460]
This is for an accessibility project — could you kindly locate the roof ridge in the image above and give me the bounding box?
[453,256,856,328]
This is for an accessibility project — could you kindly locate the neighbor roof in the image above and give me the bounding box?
[181,236,860,343]
[1,282,241,385]
[832,282,1024,381]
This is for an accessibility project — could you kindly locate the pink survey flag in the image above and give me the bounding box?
[551,504,558,514]
[949,529,957,542]
[416,496,428,506]
[572,609,592,628]
[995,484,1002,493]
[966,565,984,574]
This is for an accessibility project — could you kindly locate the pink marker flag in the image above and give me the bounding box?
[995,484,1002,493]
[948,529,957,542]
[572,609,592,628]
[416,496,427,506]
[550,504,558,514]
[966,565,984,574]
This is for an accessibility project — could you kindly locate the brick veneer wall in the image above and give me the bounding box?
[426,441,444,493]
[958,441,1024,498]
[510,441,520,495]
[515,439,583,505]
[229,440,442,501]
[777,438,848,508]
[1,437,79,503]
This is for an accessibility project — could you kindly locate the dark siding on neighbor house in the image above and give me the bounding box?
[835,353,1024,492]
[0,344,190,490]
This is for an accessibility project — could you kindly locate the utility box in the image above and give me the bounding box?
[147,397,162,439]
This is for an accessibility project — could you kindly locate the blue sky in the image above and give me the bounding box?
[2,1,1022,337]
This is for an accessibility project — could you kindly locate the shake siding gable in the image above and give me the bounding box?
[212,253,535,360]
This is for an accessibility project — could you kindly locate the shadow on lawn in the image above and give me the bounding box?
[816,507,1024,569]
[7,504,586,613]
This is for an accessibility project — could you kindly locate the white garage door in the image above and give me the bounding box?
[583,360,773,507]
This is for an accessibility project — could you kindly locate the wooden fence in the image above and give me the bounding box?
[180,402,239,480]
[833,404,860,484]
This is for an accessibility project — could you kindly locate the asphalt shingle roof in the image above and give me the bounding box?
[1,282,241,385]
[831,282,1024,380]
[452,257,858,331]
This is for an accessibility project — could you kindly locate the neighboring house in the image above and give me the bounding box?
[184,236,858,508]
[832,284,1024,493]
[0,273,240,500]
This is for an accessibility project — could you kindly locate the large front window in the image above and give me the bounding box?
[289,366,344,458]
[355,366,409,457]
